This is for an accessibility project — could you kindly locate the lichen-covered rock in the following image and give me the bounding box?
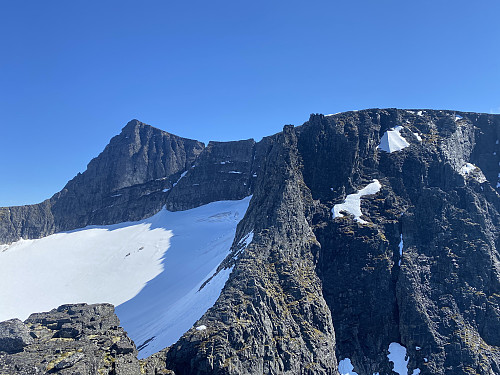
[0,319,33,354]
[0,303,140,375]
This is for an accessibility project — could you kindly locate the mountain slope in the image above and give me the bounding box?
[0,119,205,243]
[1,109,500,375]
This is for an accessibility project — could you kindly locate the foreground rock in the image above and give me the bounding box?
[0,303,143,375]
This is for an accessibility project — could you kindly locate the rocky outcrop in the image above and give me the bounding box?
[0,303,140,375]
[1,109,500,374]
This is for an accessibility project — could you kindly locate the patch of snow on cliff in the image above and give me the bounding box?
[455,115,463,121]
[172,170,188,187]
[398,234,403,266]
[338,358,359,375]
[196,325,207,331]
[413,132,422,142]
[0,196,251,359]
[377,126,410,153]
[460,163,477,175]
[388,342,420,375]
[332,180,381,224]
[459,163,487,183]
[233,231,254,259]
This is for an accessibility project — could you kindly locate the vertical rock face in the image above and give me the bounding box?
[165,139,256,211]
[1,109,500,375]
[50,119,205,230]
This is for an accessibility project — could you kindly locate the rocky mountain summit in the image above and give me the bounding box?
[1,109,500,374]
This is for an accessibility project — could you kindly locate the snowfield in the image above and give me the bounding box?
[0,196,251,358]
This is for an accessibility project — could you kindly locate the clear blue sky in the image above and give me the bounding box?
[1,0,499,206]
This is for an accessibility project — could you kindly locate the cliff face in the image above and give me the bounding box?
[1,109,500,375]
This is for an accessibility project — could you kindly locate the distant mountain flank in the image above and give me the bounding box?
[1,109,500,375]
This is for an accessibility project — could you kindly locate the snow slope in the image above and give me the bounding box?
[0,197,251,358]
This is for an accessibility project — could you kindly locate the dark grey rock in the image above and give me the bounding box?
[0,319,33,354]
[0,303,140,375]
[53,352,84,370]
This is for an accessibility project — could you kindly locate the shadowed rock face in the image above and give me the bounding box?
[1,109,500,375]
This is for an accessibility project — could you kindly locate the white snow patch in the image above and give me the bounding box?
[233,231,254,259]
[412,369,421,375]
[228,171,242,174]
[172,170,188,187]
[415,346,421,350]
[196,325,207,331]
[460,163,477,175]
[417,111,423,116]
[241,231,254,248]
[252,173,257,177]
[111,194,122,198]
[388,342,409,375]
[424,358,428,363]
[338,358,359,375]
[413,132,422,142]
[220,161,229,165]
[398,234,403,266]
[377,126,410,153]
[0,197,251,359]
[455,115,463,121]
[162,188,170,193]
[332,180,381,224]
[459,163,487,183]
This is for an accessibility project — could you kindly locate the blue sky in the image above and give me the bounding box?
[1,0,499,206]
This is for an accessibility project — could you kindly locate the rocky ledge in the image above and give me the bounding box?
[0,303,146,375]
